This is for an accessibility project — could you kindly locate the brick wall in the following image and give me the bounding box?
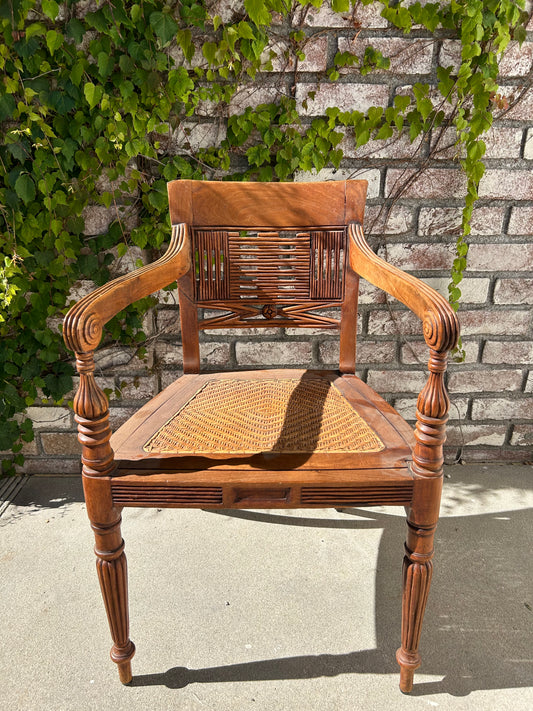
[19,3,533,473]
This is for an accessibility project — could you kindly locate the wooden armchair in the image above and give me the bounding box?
[63,180,459,693]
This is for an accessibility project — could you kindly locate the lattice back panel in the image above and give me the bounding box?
[193,228,347,305]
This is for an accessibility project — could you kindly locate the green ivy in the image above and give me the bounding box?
[0,0,528,470]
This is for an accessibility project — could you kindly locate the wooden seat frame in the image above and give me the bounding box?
[63,180,459,693]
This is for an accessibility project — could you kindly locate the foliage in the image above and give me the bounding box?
[0,0,528,470]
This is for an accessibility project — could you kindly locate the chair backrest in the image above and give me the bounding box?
[167,180,368,374]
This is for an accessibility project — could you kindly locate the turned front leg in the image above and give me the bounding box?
[92,515,135,683]
[396,522,435,693]
[397,347,449,692]
[73,350,135,683]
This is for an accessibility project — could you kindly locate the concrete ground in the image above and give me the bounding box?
[1,464,532,711]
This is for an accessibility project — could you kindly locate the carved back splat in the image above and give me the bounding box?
[167,180,368,374]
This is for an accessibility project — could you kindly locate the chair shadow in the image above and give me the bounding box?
[131,504,533,697]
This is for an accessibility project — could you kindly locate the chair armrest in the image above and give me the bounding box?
[348,222,459,353]
[64,223,191,355]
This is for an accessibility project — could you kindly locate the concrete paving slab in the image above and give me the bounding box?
[0,464,532,710]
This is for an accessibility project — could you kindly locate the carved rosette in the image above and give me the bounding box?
[261,304,277,320]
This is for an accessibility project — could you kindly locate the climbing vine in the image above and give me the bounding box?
[0,0,529,470]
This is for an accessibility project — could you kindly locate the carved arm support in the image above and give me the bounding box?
[64,223,191,355]
[63,223,191,480]
[349,222,460,520]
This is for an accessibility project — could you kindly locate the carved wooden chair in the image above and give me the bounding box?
[63,180,459,693]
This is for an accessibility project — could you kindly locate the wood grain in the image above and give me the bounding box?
[63,179,460,691]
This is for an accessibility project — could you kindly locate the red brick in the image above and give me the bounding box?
[459,310,531,336]
[365,205,415,235]
[82,205,138,236]
[295,168,381,198]
[458,448,530,463]
[359,280,387,304]
[423,277,490,304]
[199,343,231,366]
[525,128,533,160]
[157,342,231,368]
[402,340,479,364]
[108,407,138,429]
[352,2,389,28]
[338,38,433,75]
[393,396,469,420]
[156,308,181,335]
[448,369,523,393]
[94,348,146,371]
[26,407,71,430]
[341,128,424,160]
[300,3,388,28]
[510,425,533,446]
[418,206,505,237]
[431,126,523,160]
[478,170,533,200]
[445,424,507,447]
[385,168,466,199]
[40,432,81,456]
[395,85,456,118]
[440,40,533,77]
[229,86,279,114]
[499,41,533,77]
[368,309,421,336]
[494,279,533,305]
[19,458,80,475]
[319,339,396,365]
[267,36,328,73]
[67,280,96,304]
[483,341,533,365]
[507,206,533,235]
[235,341,312,366]
[366,369,427,393]
[117,376,156,401]
[160,370,184,389]
[379,243,454,271]
[496,86,533,121]
[471,397,533,420]
[438,40,461,72]
[468,244,533,271]
[172,121,227,152]
[296,83,390,115]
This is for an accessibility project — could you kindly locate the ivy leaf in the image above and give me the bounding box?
[42,0,59,20]
[84,82,103,109]
[15,174,36,204]
[66,18,85,44]
[394,94,411,112]
[97,52,115,78]
[244,0,272,27]
[375,123,394,140]
[26,22,47,40]
[46,30,63,55]
[0,93,16,121]
[418,97,433,121]
[149,11,178,45]
[332,0,350,12]
[238,21,255,40]
[202,42,217,64]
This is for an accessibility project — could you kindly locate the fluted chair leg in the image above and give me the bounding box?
[396,531,434,692]
[91,514,135,683]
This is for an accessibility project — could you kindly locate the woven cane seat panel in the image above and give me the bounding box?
[143,377,385,455]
